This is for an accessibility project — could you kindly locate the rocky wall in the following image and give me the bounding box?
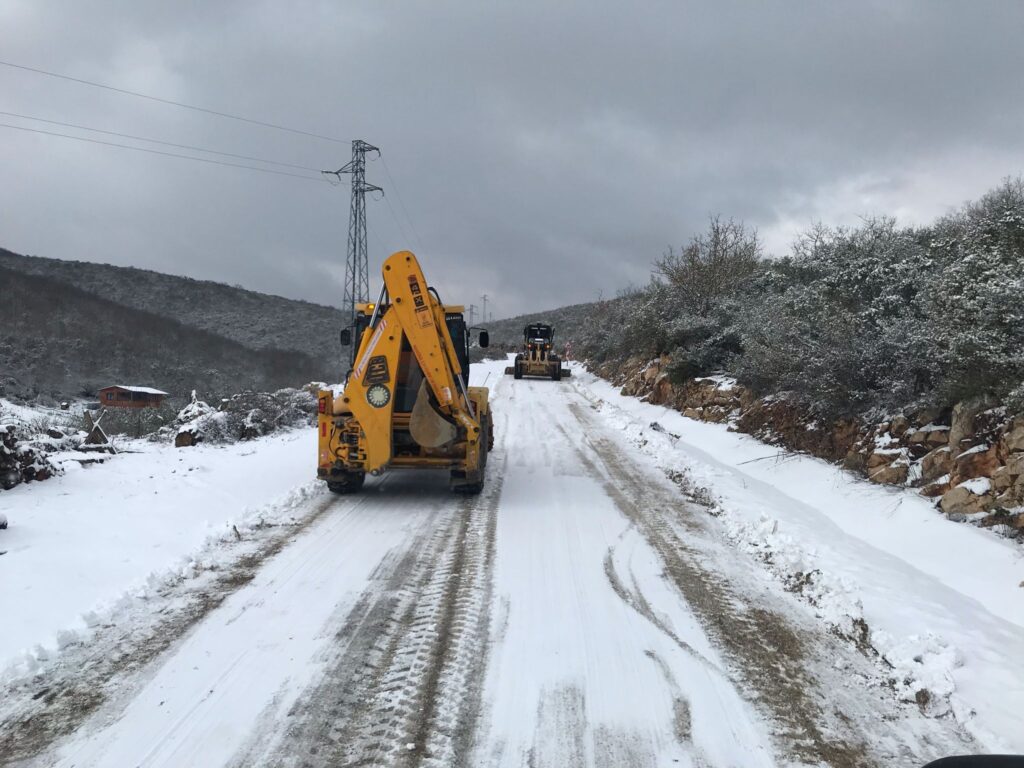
[597,356,1024,536]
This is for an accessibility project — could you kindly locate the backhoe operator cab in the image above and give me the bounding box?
[319,251,493,495]
[505,322,571,381]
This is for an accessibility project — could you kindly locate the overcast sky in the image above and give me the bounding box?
[2,1,1023,317]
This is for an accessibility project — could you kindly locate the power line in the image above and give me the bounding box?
[379,156,425,252]
[0,62,436,244]
[0,122,330,182]
[382,189,413,247]
[0,59,348,144]
[0,110,322,172]
[366,218,390,261]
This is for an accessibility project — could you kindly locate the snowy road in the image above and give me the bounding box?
[1,360,1000,767]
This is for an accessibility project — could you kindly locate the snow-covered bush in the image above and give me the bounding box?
[0,423,63,490]
[173,387,316,446]
[577,217,760,378]
[1005,383,1024,416]
[733,217,934,415]
[922,179,1024,403]
[573,177,1024,419]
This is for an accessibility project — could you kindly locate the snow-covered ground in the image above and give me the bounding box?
[1,359,1021,766]
[0,428,316,678]
[476,374,776,767]
[572,368,1024,754]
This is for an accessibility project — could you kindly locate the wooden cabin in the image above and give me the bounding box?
[97,385,168,409]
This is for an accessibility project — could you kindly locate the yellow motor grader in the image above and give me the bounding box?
[504,322,571,381]
[317,251,493,494]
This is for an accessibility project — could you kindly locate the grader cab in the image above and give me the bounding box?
[504,322,571,381]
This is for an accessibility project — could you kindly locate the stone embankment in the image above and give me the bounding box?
[600,355,1024,536]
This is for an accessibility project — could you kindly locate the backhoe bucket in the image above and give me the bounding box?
[410,380,457,447]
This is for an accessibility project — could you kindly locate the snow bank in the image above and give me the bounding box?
[573,367,1024,752]
[0,426,318,678]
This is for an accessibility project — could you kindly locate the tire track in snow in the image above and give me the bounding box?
[558,402,869,765]
[41,474,459,768]
[256,432,504,768]
[601,545,717,671]
[226,503,447,767]
[474,376,767,768]
[563,395,972,767]
[418,452,503,768]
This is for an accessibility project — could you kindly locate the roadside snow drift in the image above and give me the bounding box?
[0,429,316,677]
[572,367,1024,753]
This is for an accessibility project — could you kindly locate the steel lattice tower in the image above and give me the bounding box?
[324,140,381,326]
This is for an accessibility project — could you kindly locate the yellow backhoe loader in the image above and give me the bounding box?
[504,323,571,381]
[317,251,493,494]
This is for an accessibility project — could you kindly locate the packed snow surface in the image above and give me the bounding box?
[1,360,1022,766]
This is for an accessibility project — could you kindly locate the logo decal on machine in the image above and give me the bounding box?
[362,355,390,386]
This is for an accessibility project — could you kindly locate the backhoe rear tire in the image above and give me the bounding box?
[451,421,489,495]
[327,471,365,494]
[513,361,523,380]
[450,469,485,495]
[551,365,561,381]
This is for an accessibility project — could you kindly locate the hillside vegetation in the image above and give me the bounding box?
[0,265,328,402]
[0,250,346,362]
[570,179,1024,419]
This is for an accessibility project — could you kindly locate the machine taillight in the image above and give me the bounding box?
[318,397,327,414]
[321,422,327,437]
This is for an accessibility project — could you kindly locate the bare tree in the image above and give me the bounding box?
[654,216,762,314]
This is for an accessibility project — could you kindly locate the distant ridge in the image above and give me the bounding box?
[0,249,346,401]
[483,301,598,350]
[0,249,346,362]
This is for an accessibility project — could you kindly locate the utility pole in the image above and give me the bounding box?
[481,294,488,325]
[468,303,477,326]
[323,140,382,327]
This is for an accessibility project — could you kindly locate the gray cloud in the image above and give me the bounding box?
[2,0,1023,316]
